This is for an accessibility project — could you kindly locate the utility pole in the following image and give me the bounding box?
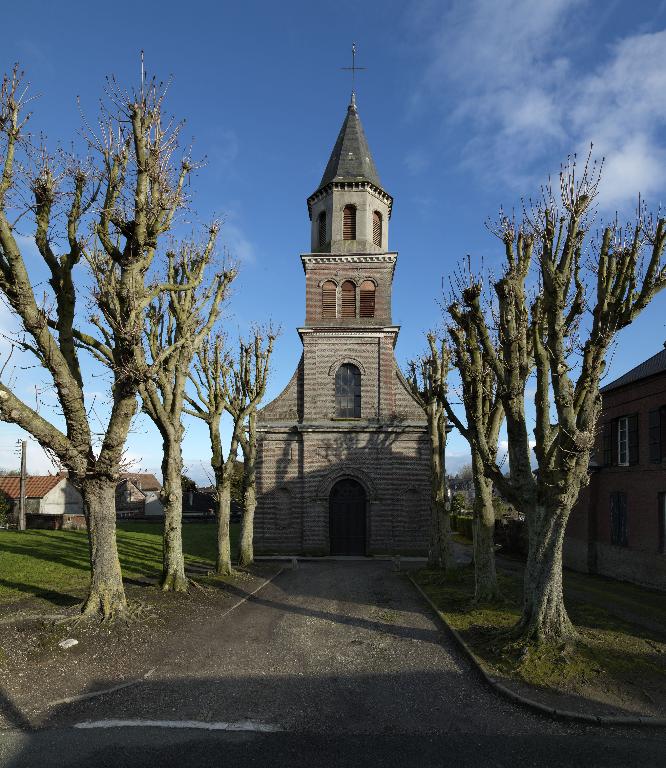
[18,440,26,531]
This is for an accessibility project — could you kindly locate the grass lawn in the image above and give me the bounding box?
[413,564,666,715]
[0,522,239,609]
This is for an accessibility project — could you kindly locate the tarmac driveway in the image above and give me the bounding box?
[2,561,665,767]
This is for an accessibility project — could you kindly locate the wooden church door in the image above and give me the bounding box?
[329,479,366,555]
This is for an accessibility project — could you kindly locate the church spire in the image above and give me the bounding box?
[316,96,382,191]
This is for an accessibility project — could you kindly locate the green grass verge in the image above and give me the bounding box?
[0,522,239,608]
[413,565,666,697]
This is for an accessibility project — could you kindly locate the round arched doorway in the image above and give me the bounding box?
[329,478,366,555]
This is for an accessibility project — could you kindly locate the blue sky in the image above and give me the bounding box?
[1,0,666,480]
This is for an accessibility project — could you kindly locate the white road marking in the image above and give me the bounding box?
[74,719,282,732]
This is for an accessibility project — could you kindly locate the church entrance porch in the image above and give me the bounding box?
[329,478,366,555]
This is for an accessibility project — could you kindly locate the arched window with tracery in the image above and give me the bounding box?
[341,280,356,317]
[343,204,356,240]
[335,363,361,418]
[322,280,336,318]
[372,211,382,247]
[317,211,327,248]
[359,280,375,318]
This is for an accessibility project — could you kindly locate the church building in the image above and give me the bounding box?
[254,93,430,556]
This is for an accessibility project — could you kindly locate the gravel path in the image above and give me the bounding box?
[2,561,665,766]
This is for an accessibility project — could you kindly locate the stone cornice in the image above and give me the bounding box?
[297,326,400,344]
[257,421,427,434]
[300,253,397,276]
[306,180,393,219]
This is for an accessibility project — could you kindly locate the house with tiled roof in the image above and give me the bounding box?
[565,344,666,589]
[0,474,85,529]
[115,473,164,518]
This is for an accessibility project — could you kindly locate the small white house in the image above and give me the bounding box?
[116,473,164,518]
[0,474,85,529]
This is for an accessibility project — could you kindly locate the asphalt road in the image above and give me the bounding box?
[1,561,664,767]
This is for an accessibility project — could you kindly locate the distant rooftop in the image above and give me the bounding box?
[0,474,65,499]
[601,345,666,393]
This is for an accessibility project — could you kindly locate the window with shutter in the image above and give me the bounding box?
[658,493,666,554]
[661,407,666,460]
[318,211,327,248]
[628,413,639,465]
[322,281,336,318]
[649,409,661,463]
[359,280,375,318]
[335,363,361,418]
[372,211,382,247]
[341,280,356,317]
[343,205,356,240]
[601,422,611,466]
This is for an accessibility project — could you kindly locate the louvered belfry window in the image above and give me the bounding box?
[335,363,361,418]
[359,280,375,318]
[372,211,382,247]
[343,205,356,240]
[341,280,356,317]
[318,211,327,248]
[322,280,336,318]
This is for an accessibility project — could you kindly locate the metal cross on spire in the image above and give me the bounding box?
[340,43,366,107]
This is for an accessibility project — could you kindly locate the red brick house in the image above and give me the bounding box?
[564,345,666,589]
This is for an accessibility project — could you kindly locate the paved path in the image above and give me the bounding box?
[2,561,664,766]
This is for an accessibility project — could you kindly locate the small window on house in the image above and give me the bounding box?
[372,211,382,247]
[341,280,356,317]
[343,204,356,240]
[317,211,327,248]
[610,491,628,547]
[335,363,361,418]
[658,492,666,554]
[604,414,639,466]
[322,280,336,318]
[359,280,375,318]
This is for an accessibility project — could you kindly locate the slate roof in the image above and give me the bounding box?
[317,97,382,191]
[120,473,162,492]
[0,474,65,500]
[601,345,666,393]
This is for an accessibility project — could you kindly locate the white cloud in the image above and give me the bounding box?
[413,0,666,210]
[221,220,256,264]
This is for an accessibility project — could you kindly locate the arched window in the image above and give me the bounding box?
[372,211,382,247]
[322,280,336,318]
[317,211,327,248]
[359,280,375,318]
[341,280,356,317]
[335,363,361,418]
[343,204,356,240]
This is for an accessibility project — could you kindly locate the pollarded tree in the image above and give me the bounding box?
[141,237,235,591]
[406,334,454,570]
[185,335,239,575]
[445,308,504,602]
[227,330,275,568]
[454,155,666,643]
[0,68,196,618]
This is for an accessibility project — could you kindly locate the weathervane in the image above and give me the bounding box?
[340,43,366,105]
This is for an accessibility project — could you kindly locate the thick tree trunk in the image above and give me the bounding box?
[427,404,454,570]
[160,436,188,592]
[80,477,127,619]
[514,504,576,643]
[239,417,256,568]
[216,476,233,575]
[471,448,501,603]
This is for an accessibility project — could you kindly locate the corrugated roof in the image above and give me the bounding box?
[120,473,162,492]
[601,346,666,393]
[0,474,65,500]
[317,98,381,191]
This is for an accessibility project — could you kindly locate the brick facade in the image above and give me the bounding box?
[255,98,430,556]
[564,359,666,590]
